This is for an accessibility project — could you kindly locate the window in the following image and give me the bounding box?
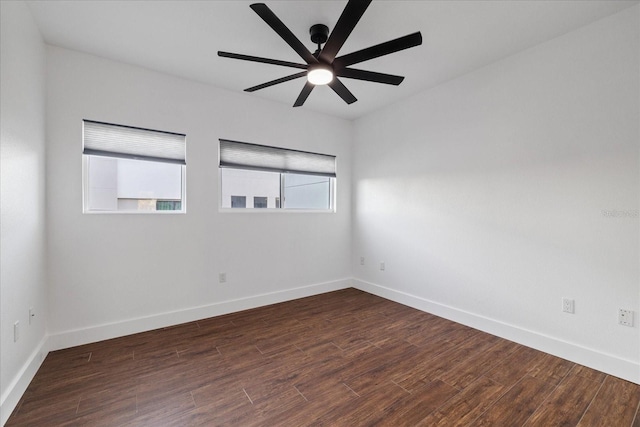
[231,196,246,208]
[254,197,268,208]
[156,200,182,210]
[82,120,186,213]
[219,139,336,211]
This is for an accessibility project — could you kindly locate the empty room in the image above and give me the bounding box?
[1,0,638,425]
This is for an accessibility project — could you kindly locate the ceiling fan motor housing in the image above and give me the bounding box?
[310,24,329,45]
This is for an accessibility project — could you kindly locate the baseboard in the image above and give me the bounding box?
[1,335,50,426]
[47,278,352,352]
[353,279,640,385]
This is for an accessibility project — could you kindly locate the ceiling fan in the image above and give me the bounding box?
[218,0,422,107]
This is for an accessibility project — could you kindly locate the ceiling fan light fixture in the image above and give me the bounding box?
[307,65,334,85]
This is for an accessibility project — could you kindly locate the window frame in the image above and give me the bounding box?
[82,120,187,214]
[82,155,187,214]
[218,139,337,214]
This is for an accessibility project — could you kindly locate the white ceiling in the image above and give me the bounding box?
[27,0,638,120]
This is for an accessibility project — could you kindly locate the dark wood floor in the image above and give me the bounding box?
[7,288,640,426]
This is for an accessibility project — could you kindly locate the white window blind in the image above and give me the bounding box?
[83,120,186,164]
[219,139,336,177]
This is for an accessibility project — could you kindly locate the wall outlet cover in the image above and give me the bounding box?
[619,309,634,327]
[562,298,575,314]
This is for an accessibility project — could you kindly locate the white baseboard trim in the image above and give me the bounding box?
[1,335,50,426]
[353,279,639,385]
[47,278,352,352]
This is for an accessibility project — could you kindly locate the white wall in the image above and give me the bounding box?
[45,46,352,344]
[0,2,48,423]
[352,6,639,383]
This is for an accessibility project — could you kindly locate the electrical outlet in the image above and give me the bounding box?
[619,309,634,327]
[14,321,19,342]
[219,273,227,283]
[380,262,385,271]
[562,298,575,314]
[360,257,365,266]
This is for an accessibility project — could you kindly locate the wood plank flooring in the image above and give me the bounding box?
[7,288,640,426]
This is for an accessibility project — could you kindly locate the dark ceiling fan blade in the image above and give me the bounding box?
[328,78,357,104]
[318,0,372,64]
[250,3,318,65]
[333,32,422,68]
[245,71,307,92]
[218,51,308,70]
[293,82,315,107]
[336,68,404,85]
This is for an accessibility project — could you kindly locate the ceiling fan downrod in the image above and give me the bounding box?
[310,24,329,56]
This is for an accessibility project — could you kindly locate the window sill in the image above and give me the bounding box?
[83,210,186,215]
[218,208,335,214]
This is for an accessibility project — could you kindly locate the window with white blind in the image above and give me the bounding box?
[82,120,186,213]
[219,139,335,211]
